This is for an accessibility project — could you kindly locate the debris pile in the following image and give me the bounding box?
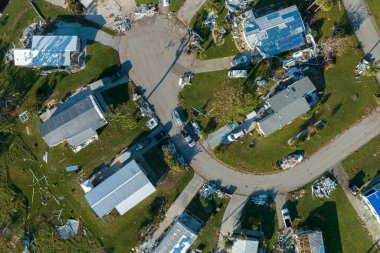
[134,4,157,21]
[278,153,304,170]
[57,219,80,240]
[311,177,337,198]
[251,194,268,205]
[186,29,204,54]
[225,0,254,12]
[114,15,131,33]
[178,72,193,88]
[21,21,45,48]
[355,59,370,76]
[203,11,217,31]
[200,182,218,200]
[273,231,295,252]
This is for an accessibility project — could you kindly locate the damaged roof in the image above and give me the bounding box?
[39,94,107,147]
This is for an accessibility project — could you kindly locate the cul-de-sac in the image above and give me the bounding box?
[1,0,380,252]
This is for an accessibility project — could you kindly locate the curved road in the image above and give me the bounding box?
[72,10,380,196]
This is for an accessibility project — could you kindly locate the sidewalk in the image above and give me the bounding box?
[152,173,205,240]
[217,194,248,252]
[342,0,380,84]
[333,164,380,244]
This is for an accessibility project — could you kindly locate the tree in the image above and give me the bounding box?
[105,103,138,130]
[162,147,182,173]
[208,80,257,125]
[65,0,84,16]
[316,0,333,12]
[224,238,234,250]
[238,232,247,240]
[200,197,209,207]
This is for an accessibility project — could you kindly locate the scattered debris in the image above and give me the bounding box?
[251,194,268,205]
[145,117,158,130]
[291,189,306,200]
[66,165,79,172]
[355,59,370,76]
[203,11,217,31]
[134,4,157,21]
[273,230,295,252]
[114,15,131,33]
[278,152,304,170]
[57,219,80,240]
[200,182,218,200]
[311,176,337,198]
[42,151,48,163]
[178,72,193,88]
[19,111,29,123]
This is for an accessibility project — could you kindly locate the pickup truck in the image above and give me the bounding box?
[281,208,292,228]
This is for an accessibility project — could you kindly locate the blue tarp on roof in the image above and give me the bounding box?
[244,5,306,57]
[367,190,380,216]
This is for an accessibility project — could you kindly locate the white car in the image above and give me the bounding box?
[281,208,292,228]
[231,55,248,67]
[227,129,246,142]
[228,70,247,78]
[181,130,196,147]
[172,107,185,127]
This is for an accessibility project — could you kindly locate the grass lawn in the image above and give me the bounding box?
[190,0,240,59]
[180,61,273,136]
[203,1,379,172]
[135,0,159,6]
[240,199,278,250]
[170,0,186,12]
[287,184,376,252]
[186,193,231,252]
[342,134,380,188]
[367,0,380,31]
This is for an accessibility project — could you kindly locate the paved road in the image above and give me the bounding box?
[342,0,380,84]
[176,0,207,25]
[152,173,205,240]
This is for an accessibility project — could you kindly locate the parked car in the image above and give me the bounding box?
[227,129,246,142]
[231,55,249,67]
[172,107,186,127]
[281,208,292,228]
[228,70,247,78]
[181,130,196,147]
[136,137,152,151]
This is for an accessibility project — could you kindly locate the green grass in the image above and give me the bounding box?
[367,0,380,31]
[190,0,240,59]
[170,0,186,12]
[144,140,171,179]
[180,62,273,136]
[342,134,380,188]
[287,184,376,253]
[240,199,278,250]
[187,194,231,252]
[135,0,159,6]
[209,1,380,172]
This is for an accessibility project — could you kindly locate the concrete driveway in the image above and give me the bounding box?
[342,0,380,84]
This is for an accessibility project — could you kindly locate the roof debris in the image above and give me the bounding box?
[57,219,80,240]
[312,177,337,198]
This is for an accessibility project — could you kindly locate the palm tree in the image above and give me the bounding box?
[364,63,380,77]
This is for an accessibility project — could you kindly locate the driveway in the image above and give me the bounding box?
[176,0,207,25]
[342,0,380,84]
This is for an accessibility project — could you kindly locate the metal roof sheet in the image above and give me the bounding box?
[231,238,259,253]
[39,94,107,147]
[153,221,197,253]
[85,160,155,217]
[14,36,79,67]
[243,5,306,57]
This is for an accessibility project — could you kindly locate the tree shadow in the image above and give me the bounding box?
[299,202,342,253]
[349,170,366,188]
[331,102,342,116]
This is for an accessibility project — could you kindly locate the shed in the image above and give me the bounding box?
[295,231,325,253]
[57,219,80,240]
[85,160,155,217]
